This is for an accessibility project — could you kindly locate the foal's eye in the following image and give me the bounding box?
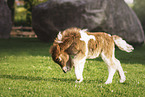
[56,57,62,62]
[57,58,60,61]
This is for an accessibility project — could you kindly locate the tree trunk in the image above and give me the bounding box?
[7,0,15,24]
[0,0,12,39]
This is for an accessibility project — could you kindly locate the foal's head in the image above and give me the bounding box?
[50,44,71,73]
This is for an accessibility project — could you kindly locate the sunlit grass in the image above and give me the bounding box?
[14,6,27,26]
[0,38,145,97]
[16,7,27,13]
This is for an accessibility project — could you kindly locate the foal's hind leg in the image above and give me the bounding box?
[101,53,117,84]
[101,52,126,84]
[105,66,116,84]
[113,58,126,83]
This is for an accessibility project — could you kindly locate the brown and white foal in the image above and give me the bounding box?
[50,27,134,84]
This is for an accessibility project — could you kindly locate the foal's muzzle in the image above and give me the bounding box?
[62,67,67,73]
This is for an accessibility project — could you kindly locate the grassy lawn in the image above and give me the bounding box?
[0,38,145,97]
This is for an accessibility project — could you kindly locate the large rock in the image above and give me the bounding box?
[0,0,12,39]
[32,0,144,44]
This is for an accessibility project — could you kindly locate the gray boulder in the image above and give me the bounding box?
[32,0,144,44]
[0,0,12,39]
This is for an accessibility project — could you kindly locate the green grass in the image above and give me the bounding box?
[0,38,145,97]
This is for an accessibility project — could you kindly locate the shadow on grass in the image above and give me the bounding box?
[0,74,105,84]
[0,74,131,85]
[0,74,75,83]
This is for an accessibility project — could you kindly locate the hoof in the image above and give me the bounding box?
[120,78,126,83]
[75,79,83,83]
[105,81,112,84]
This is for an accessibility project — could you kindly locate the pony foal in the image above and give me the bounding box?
[50,27,134,84]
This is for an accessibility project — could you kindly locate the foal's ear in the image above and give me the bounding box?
[49,45,53,54]
[56,44,61,54]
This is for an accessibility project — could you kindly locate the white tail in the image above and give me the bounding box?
[112,35,134,52]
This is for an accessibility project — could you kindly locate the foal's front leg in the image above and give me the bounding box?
[75,60,86,83]
[73,56,86,83]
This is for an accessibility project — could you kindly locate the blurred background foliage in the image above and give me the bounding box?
[7,0,47,26]
[133,0,145,32]
[23,0,47,26]
[7,0,145,32]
